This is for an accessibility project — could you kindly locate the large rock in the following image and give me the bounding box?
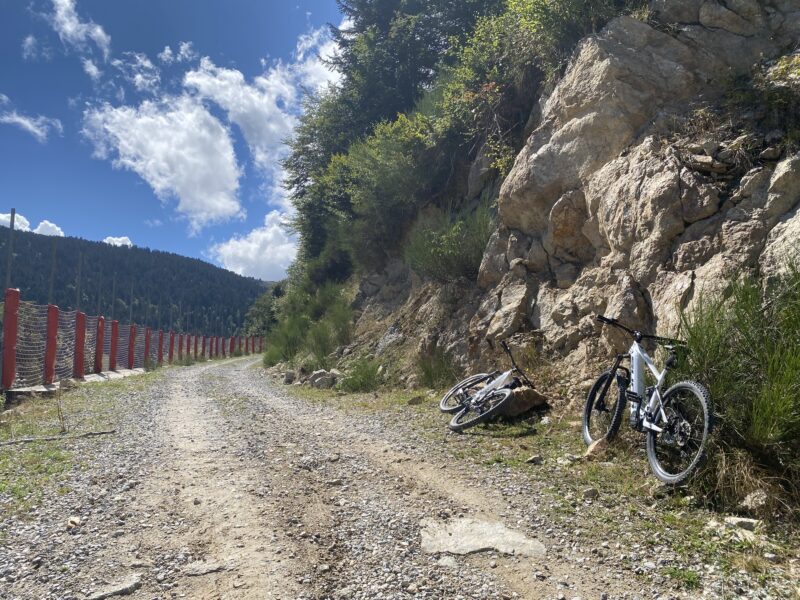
[469,2,800,377]
[309,369,337,389]
[499,386,549,417]
[420,517,546,557]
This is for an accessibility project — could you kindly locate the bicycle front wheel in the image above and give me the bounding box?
[646,380,713,485]
[448,389,513,432]
[439,373,492,413]
[582,370,626,446]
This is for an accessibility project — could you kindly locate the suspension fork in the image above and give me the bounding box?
[599,354,630,409]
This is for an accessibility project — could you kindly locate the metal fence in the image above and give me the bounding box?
[0,288,264,390]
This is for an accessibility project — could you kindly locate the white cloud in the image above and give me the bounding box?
[210,211,297,280]
[0,213,31,231]
[111,52,160,92]
[22,35,38,60]
[184,57,297,197]
[177,42,198,63]
[0,94,8,105]
[0,107,63,143]
[82,95,242,233]
[158,41,197,65]
[50,0,111,59]
[157,45,174,64]
[33,220,65,236]
[82,57,102,81]
[103,235,133,247]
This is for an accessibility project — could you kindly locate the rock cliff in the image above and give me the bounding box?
[354,0,800,394]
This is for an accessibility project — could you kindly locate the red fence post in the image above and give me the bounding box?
[95,316,105,374]
[144,328,151,367]
[128,324,136,370]
[2,288,20,389]
[202,335,206,359]
[157,330,164,364]
[178,334,183,360]
[44,305,59,385]
[193,335,198,359]
[110,320,119,371]
[74,312,86,379]
[169,332,175,363]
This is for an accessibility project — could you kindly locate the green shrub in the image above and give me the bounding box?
[405,202,495,282]
[326,297,353,346]
[677,265,800,510]
[262,344,283,368]
[340,357,381,393]
[417,347,460,389]
[306,320,335,370]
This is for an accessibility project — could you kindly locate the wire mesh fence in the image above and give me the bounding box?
[117,324,130,370]
[2,292,260,390]
[15,302,48,388]
[102,323,111,372]
[133,327,146,369]
[84,315,99,375]
[55,309,77,382]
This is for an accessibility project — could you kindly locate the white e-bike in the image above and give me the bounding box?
[583,315,714,485]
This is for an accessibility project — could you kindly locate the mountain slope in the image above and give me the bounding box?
[0,227,266,333]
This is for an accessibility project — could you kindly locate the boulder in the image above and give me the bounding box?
[498,386,549,417]
[309,370,337,389]
[283,370,296,385]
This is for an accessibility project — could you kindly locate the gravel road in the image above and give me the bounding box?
[1,358,793,599]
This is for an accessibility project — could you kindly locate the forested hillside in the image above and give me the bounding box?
[0,227,266,333]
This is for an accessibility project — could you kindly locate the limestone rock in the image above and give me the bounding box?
[86,574,142,599]
[499,386,549,417]
[420,517,546,557]
[309,370,337,389]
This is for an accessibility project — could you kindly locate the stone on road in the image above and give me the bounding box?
[420,517,546,557]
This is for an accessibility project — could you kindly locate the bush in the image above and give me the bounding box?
[340,357,382,393]
[416,347,460,389]
[262,344,283,368]
[677,266,800,511]
[306,320,335,370]
[405,202,495,282]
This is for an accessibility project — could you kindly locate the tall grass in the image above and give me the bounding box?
[416,346,460,389]
[340,357,381,392]
[405,201,495,282]
[306,320,335,370]
[678,266,800,512]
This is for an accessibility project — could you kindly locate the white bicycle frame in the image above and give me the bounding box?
[629,340,669,433]
[469,369,514,404]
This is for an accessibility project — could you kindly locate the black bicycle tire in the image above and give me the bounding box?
[646,380,713,485]
[448,388,513,432]
[439,373,493,413]
[582,370,626,446]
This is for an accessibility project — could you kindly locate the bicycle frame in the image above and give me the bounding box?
[469,369,514,404]
[629,340,668,433]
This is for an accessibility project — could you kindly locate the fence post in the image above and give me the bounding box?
[177,334,183,360]
[95,316,105,374]
[169,332,175,363]
[2,288,20,389]
[128,324,136,370]
[110,320,119,371]
[202,335,206,359]
[44,305,59,385]
[144,327,151,367]
[74,312,86,379]
[157,330,163,364]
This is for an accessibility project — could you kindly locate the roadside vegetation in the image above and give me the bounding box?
[677,265,800,515]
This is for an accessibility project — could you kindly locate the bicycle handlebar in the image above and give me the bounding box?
[596,314,685,347]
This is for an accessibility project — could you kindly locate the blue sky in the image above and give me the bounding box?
[0,0,344,280]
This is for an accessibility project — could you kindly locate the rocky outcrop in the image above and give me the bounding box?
[470,0,800,380]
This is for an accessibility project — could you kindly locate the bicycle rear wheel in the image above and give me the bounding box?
[582,370,626,445]
[448,388,513,432]
[439,373,492,413]
[646,380,713,485]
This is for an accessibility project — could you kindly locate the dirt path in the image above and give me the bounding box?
[3,358,790,599]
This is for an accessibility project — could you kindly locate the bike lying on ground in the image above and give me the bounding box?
[440,340,535,432]
[584,315,714,485]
